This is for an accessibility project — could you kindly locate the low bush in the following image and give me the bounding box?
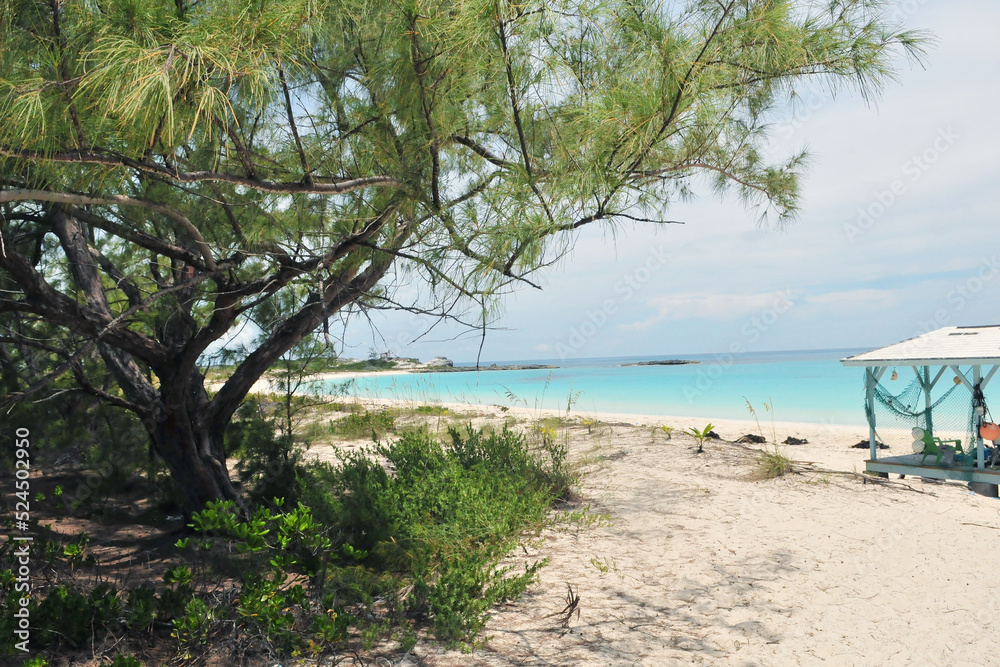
[2,424,570,661]
[335,426,562,642]
[226,400,341,523]
[414,405,450,415]
[330,409,397,439]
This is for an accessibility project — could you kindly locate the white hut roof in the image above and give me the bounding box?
[841,326,1000,367]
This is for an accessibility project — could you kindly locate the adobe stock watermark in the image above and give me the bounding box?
[683,290,795,403]
[11,427,33,653]
[889,0,931,21]
[844,127,959,244]
[555,246,671,359]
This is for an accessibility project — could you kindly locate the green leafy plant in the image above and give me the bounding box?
[124,585,157,632]
[62,532,93,570]
[172,596,213,648]
[687,423,715,453]
[32,583,121,648]
[157,566,195,621]
[653,424,674,441]
[331,409,397,440]
[333,426,567,644]
[415,405,450,415]
[235,575,304,653]
[310,606,350,644]
[185,499,338,653]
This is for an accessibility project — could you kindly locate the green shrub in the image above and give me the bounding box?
[447,425,572,498]
[329,401,366,413]
[227,401,341,523]
[191,426,566,648]
[331,409,396,439]
[157,566,195,620]
[4,424,572,659]
[414,405,450,415]
[334,427,561,643]
[182,500,339,655]
[229,401,304,503]
[416,548,545,643]
[236,575,304,654]
[309,606,350,644]
[32,583,121,648]
[172,597,213,647]
[125,585,157,632]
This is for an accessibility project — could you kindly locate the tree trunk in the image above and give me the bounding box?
[148,412,244,516]
[144,372,246,517]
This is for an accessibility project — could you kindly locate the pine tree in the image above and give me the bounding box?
[0,0,925,511]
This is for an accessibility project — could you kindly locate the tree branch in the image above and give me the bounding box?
[0,147,403,196]
[88,246,143,308]
[0,220,166,362]
[278,66,312,181]
[1,189,218,270]
[51,209,161,409]
[630,161,769,196]
[208,218,411,427]
[230,204,398,307]
[450,135,518,170]
[496,13,556,226]
[69,206,207,268]
[617,1,735,175]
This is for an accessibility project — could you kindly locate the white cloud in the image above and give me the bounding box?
[621,290,797,331]
[804,289,896,307]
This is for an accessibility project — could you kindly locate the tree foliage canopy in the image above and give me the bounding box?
[0,0,924,509]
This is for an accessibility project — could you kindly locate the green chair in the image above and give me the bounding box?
[912,427,963,465]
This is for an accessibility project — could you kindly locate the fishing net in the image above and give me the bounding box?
[864,367,978,455]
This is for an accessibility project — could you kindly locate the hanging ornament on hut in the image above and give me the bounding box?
[890,370,898,381]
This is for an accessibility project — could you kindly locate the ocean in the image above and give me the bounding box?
[313,348,884,426]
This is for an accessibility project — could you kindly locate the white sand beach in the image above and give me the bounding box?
[305,396,1000,666]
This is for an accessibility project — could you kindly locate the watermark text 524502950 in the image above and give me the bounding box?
[12,427,33,653]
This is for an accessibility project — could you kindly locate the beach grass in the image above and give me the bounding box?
[751,446,794,480]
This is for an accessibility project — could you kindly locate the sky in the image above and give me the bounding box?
[339,0,1000,363]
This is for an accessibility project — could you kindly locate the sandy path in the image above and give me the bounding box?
[383,416,1000,666]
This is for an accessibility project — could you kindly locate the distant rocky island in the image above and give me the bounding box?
[414,360,558,373]
[320,356,558,374]
[620,359,699,367]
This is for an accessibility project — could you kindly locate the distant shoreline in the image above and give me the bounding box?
[620,359,700,367]
[414,363,558,373]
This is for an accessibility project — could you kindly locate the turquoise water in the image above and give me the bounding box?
[314,349,878,426]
